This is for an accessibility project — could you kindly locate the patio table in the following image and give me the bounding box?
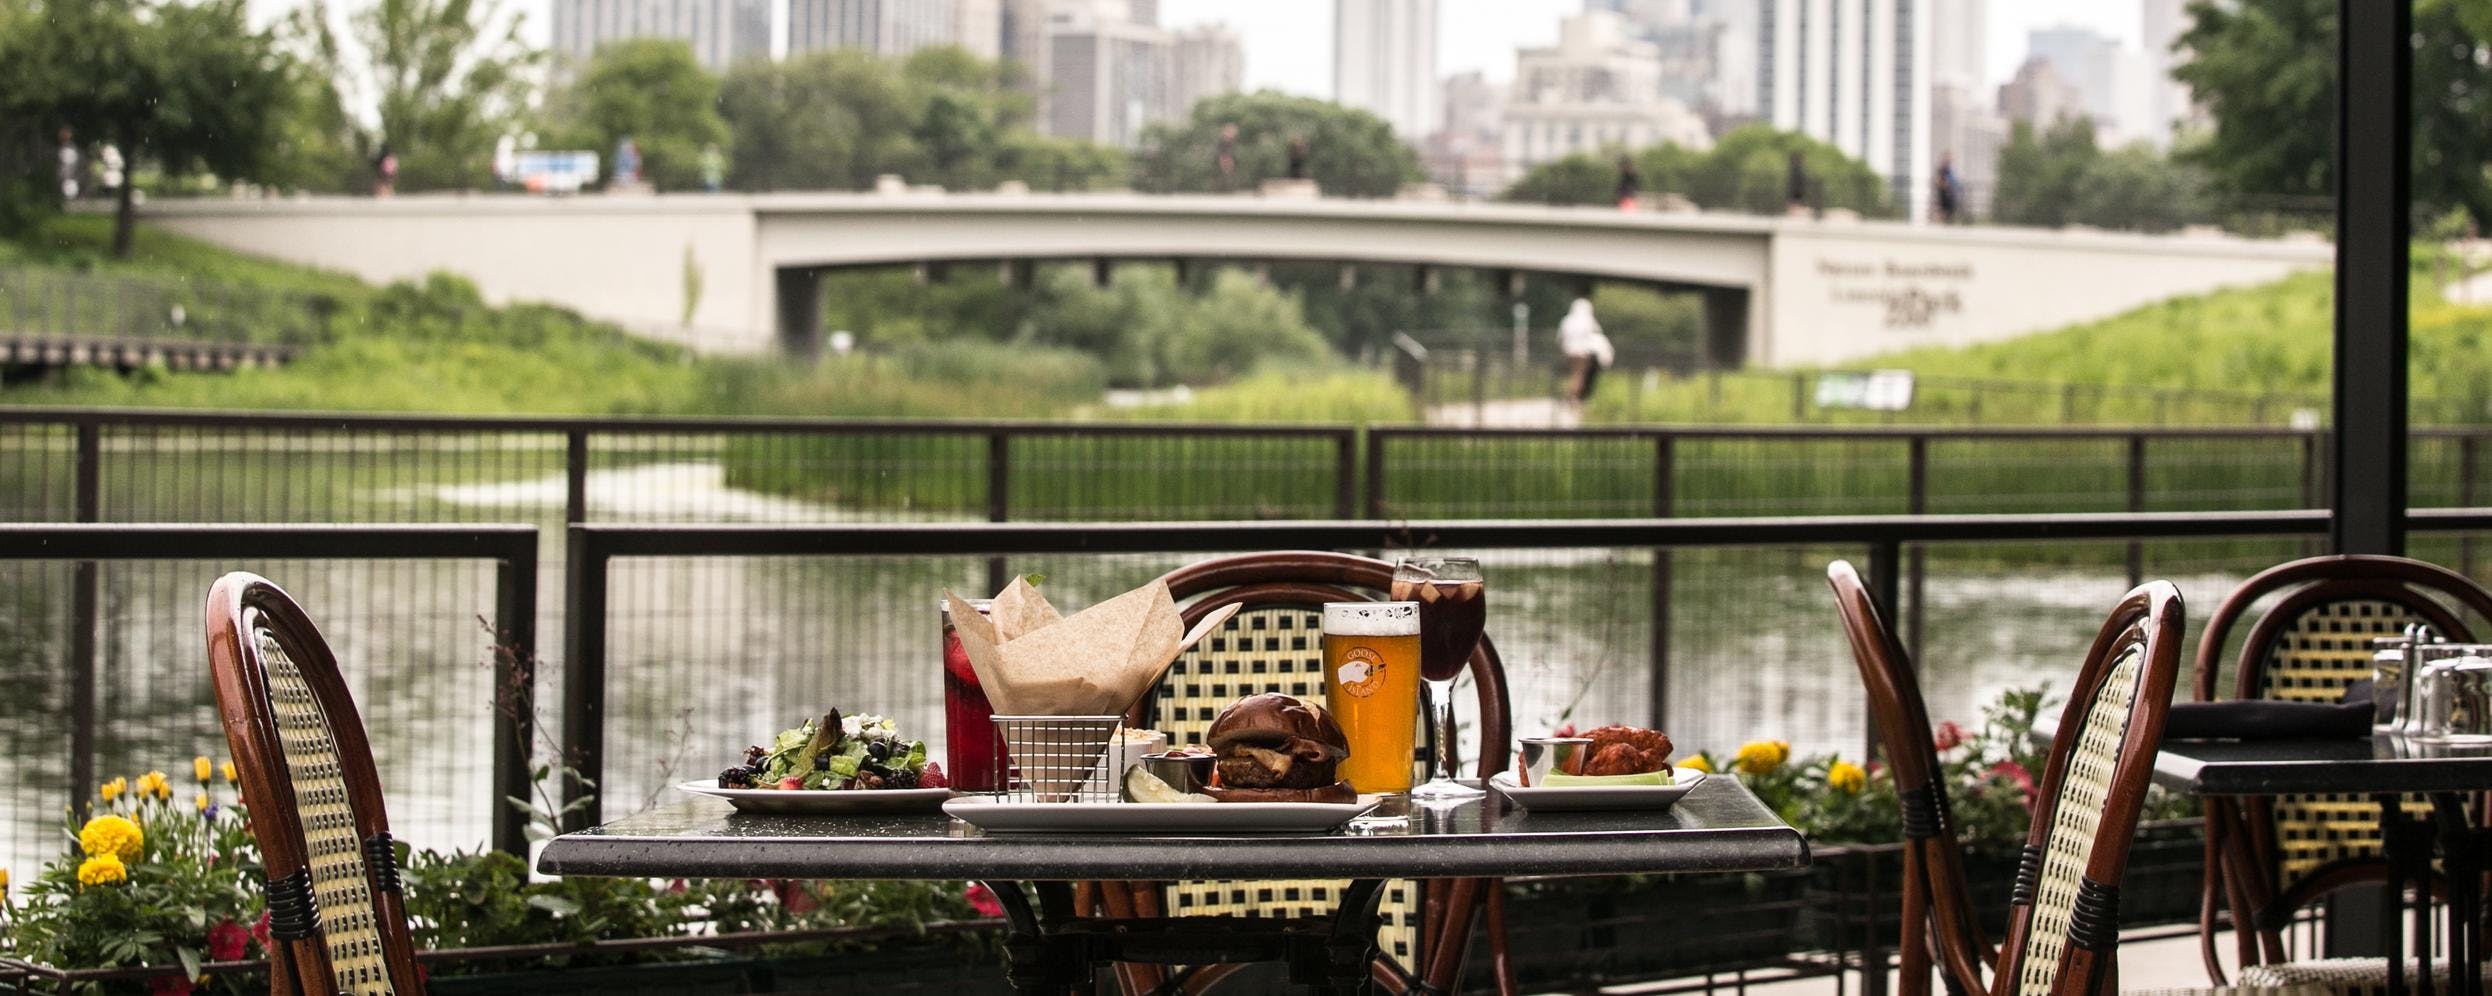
[538,776,1808,994]
[2036,720,2492,996]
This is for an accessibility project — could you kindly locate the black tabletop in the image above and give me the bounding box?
[536,777,1808,881]
[2152,735,2492,797]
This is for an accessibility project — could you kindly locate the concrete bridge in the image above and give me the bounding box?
[137,193,2332,367]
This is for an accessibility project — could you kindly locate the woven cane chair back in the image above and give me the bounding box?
[1143,551,1514,988]
[205,573,422,996]
[1994,581,2183,996]
[1826,561,1993,996]
[2192,556,2492,953]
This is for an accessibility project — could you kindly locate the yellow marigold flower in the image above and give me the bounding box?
[1732,740,1791,776]
[79,814,144,861]
[194,756,213,783]
[137,771,172,801]
[194,793,210,813]
[1,866,11,893]
[99,777,126,803]
[1828,760,1868,794]
[1676,754,1714,774]
[220,761,237,784]
[76,853,127,888]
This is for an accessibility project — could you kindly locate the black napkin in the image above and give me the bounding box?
[2163,681,2373,741]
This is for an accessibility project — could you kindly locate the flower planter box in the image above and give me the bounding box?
[1468,868,1813,993]
[1796,818,2206,956]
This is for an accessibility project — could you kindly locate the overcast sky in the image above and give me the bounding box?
[257,0,2139,94]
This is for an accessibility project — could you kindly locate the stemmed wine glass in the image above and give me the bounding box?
[1394,557,1487,801]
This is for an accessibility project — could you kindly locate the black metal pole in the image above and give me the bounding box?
[69,422,100,809]
[560,526,606,833]
[2329,0,2411,555]
[490,546,539,857]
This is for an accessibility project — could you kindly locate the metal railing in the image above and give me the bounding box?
[0,523,540,855]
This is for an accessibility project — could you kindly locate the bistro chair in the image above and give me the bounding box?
[1827,560,1997,996]
[1994,578,2186,996]
[2192,555,2492,984]
[205,572,424,996]
[1102,550,1516,995]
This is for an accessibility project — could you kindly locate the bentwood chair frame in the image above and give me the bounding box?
[1099,550,1515,995]
[2190,555,2492,983]
[205,572,424,996]
[1828,560,1997,996]
[1993,579,2184,996]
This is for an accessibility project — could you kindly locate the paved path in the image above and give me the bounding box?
[1424,396,1577,428]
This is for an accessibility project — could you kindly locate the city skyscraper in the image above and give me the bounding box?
[551,0,772,73]
[1168,25,1244,118]
[1758,0,1934,220]
[954,0,1003,59]
[2026,26,2152,143]
[1044,17,1174,147]
[2139,0,2192,146]
[1927,0,1986,91]
[1504,10,1712,173]
[1335,0,1441,140]
[786,0,960,59]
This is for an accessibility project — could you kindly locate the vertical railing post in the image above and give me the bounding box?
[490,541,538,856]
[1333,429,1358,519]
[2127,435,2148,588]
[1792,372,1808,422]
[69,421,101,810]
[2303,430,2325,558]
[559,525,606,833]
[1867,540,1902,767]
[1649,434,1675,731]
[2462,434,2480,578]
[1364,430,1389,519]
[986,431,1011,594]
[1905,436,1927,664]
[564,431,589,525]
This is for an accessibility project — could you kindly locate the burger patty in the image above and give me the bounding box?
[1214,740,1339,789]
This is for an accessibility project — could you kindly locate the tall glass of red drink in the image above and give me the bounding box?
[1392,557,1487,801]
[941,598,1000,792]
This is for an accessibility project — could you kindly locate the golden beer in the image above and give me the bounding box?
[1322,601,1423,794]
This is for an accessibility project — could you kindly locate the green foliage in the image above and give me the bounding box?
[1500,126,1891,216]
[720,46,1117,192]
[1109,368,1420,424]
[4,770,265,989]
[1132,91,1423,198]
[1992,118,2209,232]
[2176,0,2492,229]
[401,847,686,964]
[0,0,298,254]
[542,39,729,192]
[345,0,540,192]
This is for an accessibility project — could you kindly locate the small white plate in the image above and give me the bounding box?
[1488,770,1706,813]
[678,780,953,815]
[943,795,1381,834]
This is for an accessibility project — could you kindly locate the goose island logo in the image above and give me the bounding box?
[1335,647,1388,698]
[1817,258,1972,329]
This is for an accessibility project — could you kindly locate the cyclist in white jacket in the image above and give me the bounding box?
[1559,297,1615,410]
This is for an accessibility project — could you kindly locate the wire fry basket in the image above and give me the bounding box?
[991,715,1123,803]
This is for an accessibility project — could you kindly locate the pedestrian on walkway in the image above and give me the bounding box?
[1286,136,1310,181]
[1615,153,1641,212]
[1559,297,1615,411]
[1932,152,1962,224]
[1216,122,1239,187]
[1785,150,1811,216]
[55,128,79,201]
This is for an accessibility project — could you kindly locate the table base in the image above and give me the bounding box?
[2374,792,2489,996]
[980,878,1404,995]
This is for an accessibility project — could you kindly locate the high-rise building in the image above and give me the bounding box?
[1044,16,1174,147]
[954,0,1003,58]
[1996,55,2085,127]
[1335,0,1441,140]
[1168,25,1243,118]
[552,0,772,73]
[786,0,960,58]
[2026,27,2151,143]
[1423,70,1508,197]
[1757,0,1935,220]
[1590,0,1759,119]
[1930,82,2003,216]
[2139,0,2192,146]
[1504,11,1712,173]
[1927,0,1985,92]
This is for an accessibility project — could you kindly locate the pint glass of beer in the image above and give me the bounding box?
[1323,601,1422,794]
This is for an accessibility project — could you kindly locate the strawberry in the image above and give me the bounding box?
[777,776,805,791]
[919,762,947,789]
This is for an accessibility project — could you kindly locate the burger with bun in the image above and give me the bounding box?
[1203,693,1356,804]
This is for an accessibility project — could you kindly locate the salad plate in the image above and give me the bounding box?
[942,795,1380,834]
[1488,769,1705,813]
[680,781,953,815]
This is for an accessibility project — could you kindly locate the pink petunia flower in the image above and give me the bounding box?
[207,919,250,961]
[1933,721,1968,752]
[250,910,271,950]
[965,882,1005,918]
[1987,760,2036,807]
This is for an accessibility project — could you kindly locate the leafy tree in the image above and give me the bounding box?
[1498,128,1888,216]
[1992,117,2210,232]
[0,0,296,255]
[1131,91,1422,198]
[348,0,539,191]
[994,133,1127,192]
[543,39,728,191]
[1990,118,2100,228]
[2175,0,2492,229]
[720,49,922,190]
[1499,154,1617,206]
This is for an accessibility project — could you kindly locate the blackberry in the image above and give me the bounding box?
[742,745,767,766]
[866,741,892,761]
[884,769,920,790]
[717,767,753,789]
[813,753,832,771]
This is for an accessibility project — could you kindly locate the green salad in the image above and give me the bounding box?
[716,710,944,791]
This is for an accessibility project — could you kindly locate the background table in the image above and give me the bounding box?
[540,776,1806,993]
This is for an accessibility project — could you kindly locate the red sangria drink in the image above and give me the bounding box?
[1391,558,1488,802]
[942,598,1000,792]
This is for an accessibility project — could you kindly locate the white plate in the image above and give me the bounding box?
[943,795,1381,834]
[678,780,953,815]
[1488,770,1705,813]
